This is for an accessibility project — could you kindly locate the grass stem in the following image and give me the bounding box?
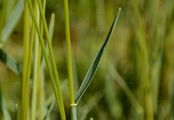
[63,0,77,119]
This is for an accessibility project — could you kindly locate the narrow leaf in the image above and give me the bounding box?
[75,8,121,104]
[0,49,22,75]
[1,0,24,43]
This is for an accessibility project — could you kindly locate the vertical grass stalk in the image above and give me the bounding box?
[38,1,47,119]
[21,3,29,120]
[21,2,34,120]
[63,0,76,119]
[31,2,42,120]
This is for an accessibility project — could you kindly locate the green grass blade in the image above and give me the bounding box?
[1,0,24,43]
[0,49,22,75]
[63,0,75,104]
[31,2,41,120]
[75,8,121,104]
[63,0,77,119]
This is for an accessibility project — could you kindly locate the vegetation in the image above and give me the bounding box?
[0,0,174,120]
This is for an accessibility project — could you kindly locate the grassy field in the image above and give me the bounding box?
[0,0,174,120]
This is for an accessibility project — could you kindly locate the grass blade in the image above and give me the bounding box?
[31,2,41,120]
[1,0,24,43]
[75,8,121,104]
[63,0,77,119]
[0,49,22,75]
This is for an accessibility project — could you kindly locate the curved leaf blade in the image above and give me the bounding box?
[75,8,121,104]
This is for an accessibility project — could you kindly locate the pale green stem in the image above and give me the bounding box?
[31,2,41,120]
[63,0,77,119]
[21,3,30,120]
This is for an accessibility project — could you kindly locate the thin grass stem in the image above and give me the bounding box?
[31,2,41,120]
[21,3,31,120]
[63,0,76,119]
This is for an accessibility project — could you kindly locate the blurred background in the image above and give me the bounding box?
[1,0,174,119]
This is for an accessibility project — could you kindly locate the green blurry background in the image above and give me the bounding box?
[1,0,174,119]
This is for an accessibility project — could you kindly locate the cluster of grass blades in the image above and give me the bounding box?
[0,0,121,119]
[1,0,174,119]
